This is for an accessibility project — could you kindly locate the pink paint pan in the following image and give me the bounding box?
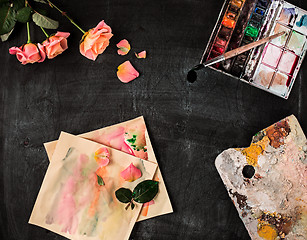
[278,51,299,75]
[261,44,283,68]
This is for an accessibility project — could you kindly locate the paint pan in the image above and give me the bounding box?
[201,0,307,99]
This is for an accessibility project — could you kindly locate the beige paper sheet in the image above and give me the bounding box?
[29,132,157,240]
[44,116,173,221]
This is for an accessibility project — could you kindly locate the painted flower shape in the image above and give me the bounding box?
[135,50,146,58]
[117,60,139,83]
[117,39,131,55]
[80,20,113,61]
[94,147,110,167]
[9,43,46,65]
[43,32,70,59]
[120,163,142,182]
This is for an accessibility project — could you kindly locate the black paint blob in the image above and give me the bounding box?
[187,64,204,83]
[242,165,255,178]
[187,70,197,83]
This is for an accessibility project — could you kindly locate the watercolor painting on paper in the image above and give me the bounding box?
[29,132,157,240]
[44,116,173,221]
[215,115,307,239]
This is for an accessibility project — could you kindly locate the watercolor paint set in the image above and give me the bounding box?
[202,0,307,99]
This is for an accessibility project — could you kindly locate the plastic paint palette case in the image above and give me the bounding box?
[202,0,307,99]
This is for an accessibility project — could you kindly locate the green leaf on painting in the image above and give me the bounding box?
[132,180,159,203]
[115,188,132,203]
[33,0,48,4]
[32,12,58,29]
[0,6,16,35]
[0,27,13,41]
[16,7,31,23]
[97,175,104,186]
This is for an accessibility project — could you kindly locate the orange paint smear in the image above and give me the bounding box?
[88,187,101,217]
[88,167,108,217]
[141,205,149,216]
[257,221,278,240]
[240,136,269,166]
[141,200,155,217]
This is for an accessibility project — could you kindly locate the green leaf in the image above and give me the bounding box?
[32,12,58,29]
[0,0,9,8]
[115,188,132,203]
[33,0,48,4]
[97,175,104,186]
[132,180,159,203]
[0,6,16,35]
[0,27,13,41]
[12,0,25,11]
[16,7,31,23]
[131,202,135,210]
[36,8,48,16]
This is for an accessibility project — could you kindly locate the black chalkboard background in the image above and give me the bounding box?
[1,0,306,239]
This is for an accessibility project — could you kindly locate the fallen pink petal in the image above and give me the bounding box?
[116,39,131,55]
[135,50,146,59]
[117,61,140,83]
[94,147,110,167]
[120,163,142,182]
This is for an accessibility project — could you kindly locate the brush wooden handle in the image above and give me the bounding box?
[223,31,285,59]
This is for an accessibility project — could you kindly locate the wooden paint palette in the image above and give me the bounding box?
[215,115,307,239]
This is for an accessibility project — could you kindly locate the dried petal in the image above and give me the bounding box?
[135,50,146,58]
[117,61,139,83]
[116,39,131,55]
[120,163,142,182]
[94,147,110,167]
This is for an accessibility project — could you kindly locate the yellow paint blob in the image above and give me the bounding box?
[240,136,269,166]
[257,222,278,240]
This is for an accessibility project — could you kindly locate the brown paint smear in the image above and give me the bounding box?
[265,119,291,148]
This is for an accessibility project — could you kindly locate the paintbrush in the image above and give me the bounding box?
[187,31,286,83]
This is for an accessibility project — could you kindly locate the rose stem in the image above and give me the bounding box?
[46,0,86,34]
[125,202,131,210]
[26,22,31,43]
[25,1,31,43]
[40,27,49,38]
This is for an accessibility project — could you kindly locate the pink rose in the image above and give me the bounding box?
[9,43,46,65]
[43,32,70,59]
[79,20,113,61]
